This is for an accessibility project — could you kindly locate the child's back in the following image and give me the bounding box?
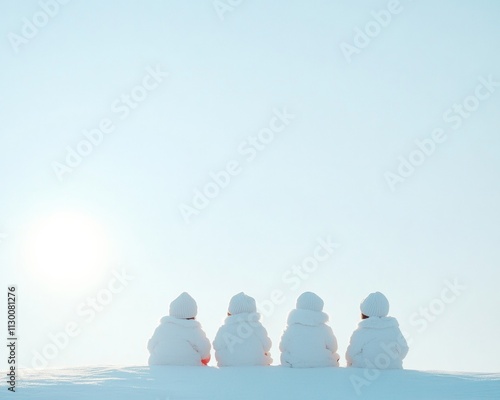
[213,292,272,367]
[280,292,339,368]
[148,292,211,366]
[346,292,408,369]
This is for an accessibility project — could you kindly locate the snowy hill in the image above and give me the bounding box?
[7,366,500,399]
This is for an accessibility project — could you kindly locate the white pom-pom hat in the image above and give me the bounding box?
[296,292,324,312]
[228,292,257,315]
[169,292,198,319]
[360,292,389,317]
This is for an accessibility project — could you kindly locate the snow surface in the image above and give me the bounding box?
[5,366,500,399]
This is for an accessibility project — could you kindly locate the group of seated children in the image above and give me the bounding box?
[147,291,409,369]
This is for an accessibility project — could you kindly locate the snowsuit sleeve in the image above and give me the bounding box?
[212,326,224,352]
[279,328,289,353]
[325,326,338,353]
[189,327,212,361]
[397,329,409,360]
[256,324,272,353]
[324,326,340,364]
[346,330,363,367]
[147,326,161,353]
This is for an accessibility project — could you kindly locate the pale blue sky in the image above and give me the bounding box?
[1,1,499,373]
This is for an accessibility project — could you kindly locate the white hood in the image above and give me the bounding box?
[287,309,329,327]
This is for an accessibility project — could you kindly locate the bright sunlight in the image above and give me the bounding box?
[24,211,112,290]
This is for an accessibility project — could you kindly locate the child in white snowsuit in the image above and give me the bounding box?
[213,292,272,367]
[346,292,409,369]
[148,292,211,366]
[280,292,340,368]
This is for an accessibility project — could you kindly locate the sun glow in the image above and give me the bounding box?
[25,211,112,290]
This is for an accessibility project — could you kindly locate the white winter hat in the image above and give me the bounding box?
[296,292,324,312]
[169,292,198,319]
[360,292,389,317]
[228,292,257,315]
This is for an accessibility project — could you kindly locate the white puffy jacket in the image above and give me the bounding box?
[346,316,409,369]
[280,309,339,368]
[147,316,211,366]
[213,313,272,366]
